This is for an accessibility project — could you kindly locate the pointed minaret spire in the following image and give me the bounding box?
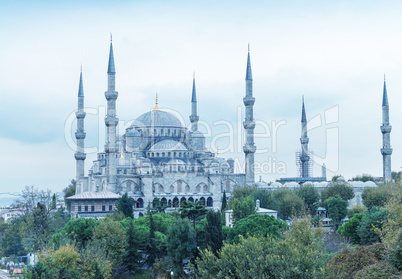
[300,96,310,178]
[189,72,199,132]
[246,44,253,81]
[105,37,119,192]
[153,93,160,111]
[75,67,86,193]
[243,44,256,185]
[381,76,392,183]
[107,38,116,75]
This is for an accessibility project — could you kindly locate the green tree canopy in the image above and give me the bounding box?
[321,182,355,203]
[204,210,223,255]
[229,195,255,223]
[325,195,348,230]
[179,201,207,230]
[357,208,388,245]
[295,183,320,216]
[362,186,392,209]
[337,212,365,244]
[115,193,134,219]
[167,218,196,278]
[227,213,288,243]
[63,180,76,212]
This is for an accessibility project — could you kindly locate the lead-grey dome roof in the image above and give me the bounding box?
[149,139,187,151]
[134,110,182,128]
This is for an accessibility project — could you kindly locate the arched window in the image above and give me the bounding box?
[136,198,144,208]
[154,129,157,135]
[185,185,190,193]
[139,212,144,217]
[207,197,213,207]
[168,129,170,135]
[203,184,209,192]
[178,152,182,157]
[158,185,164,193]
[200,197,205,206]
[177,181,182,192]
[188,197,194,203]
[161,198,167,206]
[162,152,165,157]
[153,198,159,208]
[156,152,160,157]
[168,152,171,157]
[173,197,179,208]
[180,197,186,206]
[169,185,174,193]
[196,185,201,192]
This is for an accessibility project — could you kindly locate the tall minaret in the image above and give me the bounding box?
[300,96,310,178]
[105,36,119,192]
[75,67,86,191]
[381,76,392,183]
[243,45,256,185]
[189,72,199,132]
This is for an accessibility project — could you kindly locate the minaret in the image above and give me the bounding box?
[381,76,392,183]
[105,36,119,192]
[243,45,256,185]
[300,96,310,178]
[189,72,199,132]
[75,67,86,191]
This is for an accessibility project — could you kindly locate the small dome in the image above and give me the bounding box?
[149,140,187,151]
[364,181,377,187]
[227,158,234,162]
[336,176,346,182]
[127,129,141,137]
[134,110,182,128]
[271,182,282,188]
[256,181,268,187]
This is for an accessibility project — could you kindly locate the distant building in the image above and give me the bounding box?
[225,199,277,227]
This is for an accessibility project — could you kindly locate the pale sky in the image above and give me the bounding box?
[1,0,402,192]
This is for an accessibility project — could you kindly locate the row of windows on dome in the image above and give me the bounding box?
[153,196,213,208]
[152,182,210,193]
[128,127,186,138]
[147,151,192,158]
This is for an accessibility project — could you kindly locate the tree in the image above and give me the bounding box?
[337,212,365,244]
[321,182,354,203]
[227,213,287,243]
[348,204,366,218]
[325,195,348,230]
[51,194,57,210]
[204,211,223,254]
[167,218,196,278]
[64,180,76,211]
[115,193,134,219]
[179,201,207,230]
[32,202,49,251]
[278,193,305,220]
[193,216,326,279]
[146,209,158,267]
[351,174,375,182]
[51,218,97,249]
[91,218,127,269]
[362,186,392,209]
[151,198,169,214]
[229,195,255,223]
[357,208,388,245]
[123,220,142,274]
[221,191,227,212]
[295,183,320,216]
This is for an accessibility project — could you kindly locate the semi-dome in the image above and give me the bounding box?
[149,139,187,151]
[134,110,182,128]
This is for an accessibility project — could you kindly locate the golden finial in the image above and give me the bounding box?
[153,93,160,111]
[193,71,195,79]
[110,33,112,42]
[217,147,219,158]
[80,64,82,73]
[384,73,386,81]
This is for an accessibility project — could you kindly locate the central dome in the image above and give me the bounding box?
[134,110,182,128]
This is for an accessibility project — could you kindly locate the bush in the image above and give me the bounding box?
[354,262,399,279]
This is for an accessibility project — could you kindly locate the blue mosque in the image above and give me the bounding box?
[68,38,392,218]
[68,40,255,218]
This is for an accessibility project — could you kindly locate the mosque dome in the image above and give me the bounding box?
[149,139,187,151]
[133,110,182,128]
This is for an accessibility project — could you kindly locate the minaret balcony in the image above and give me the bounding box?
[75,152,86,160]
[75,131,86,139]
[243,145,256,154]
[381,147,393,156]
[105,146,118,153]
[300,137,309,144]
[105,91,118,100]
[105,117,119,126]
[380,125,392,134]
[300,154,310,162]
[190,115,199,122]
[243,120,256,129]
[243,97,255,106]
[75,111,86,119]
